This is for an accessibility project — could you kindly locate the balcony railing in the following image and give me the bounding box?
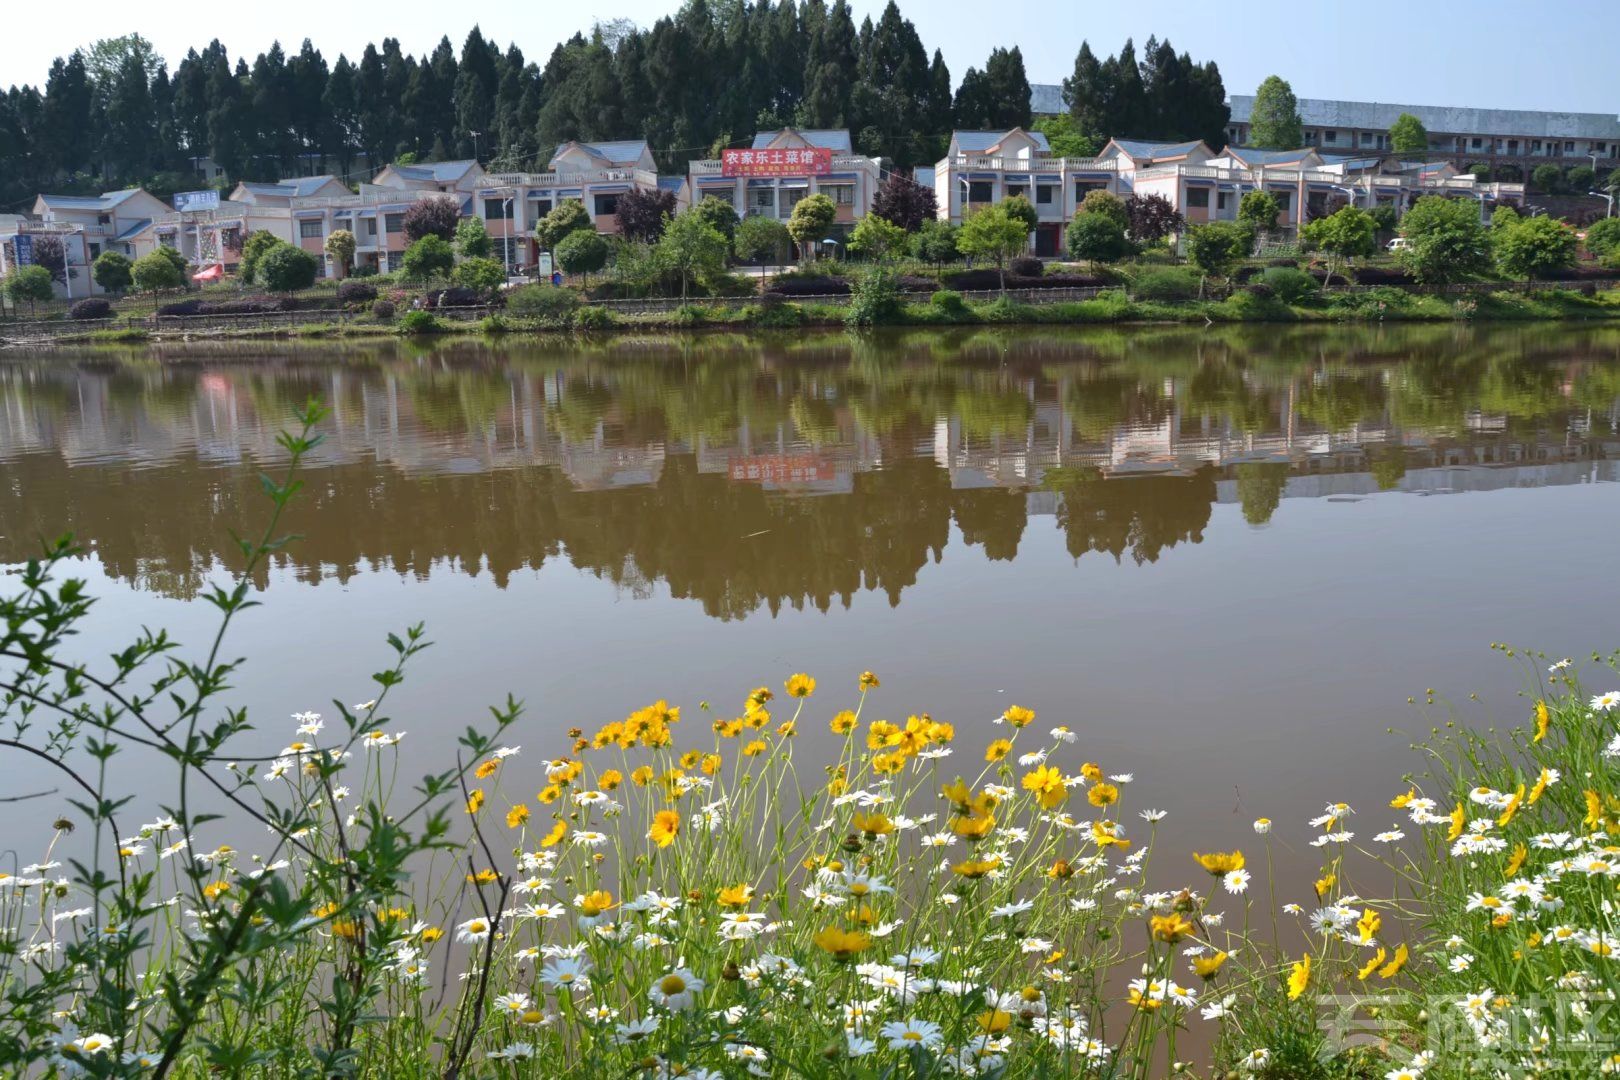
[482,167,657,189]
[943,155,1116,172]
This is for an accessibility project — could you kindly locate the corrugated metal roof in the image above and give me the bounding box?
[1030,83,1065,116]
[751,129,852,152]
[1107,139,1205,161]
[38,188,143,211]
[552,140,650,166]
[394,160,478,182]
[1222,147,1316,166]
[115,219,151,241]
[952,130,1052,153]
[657,176,685,192]
[913,166,935,188]
[1229,95,1620,140]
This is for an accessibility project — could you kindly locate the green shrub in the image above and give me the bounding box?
[1127,266,1201,302]
[742,299,805,328]
[844,265,904,327]
[396,309,449,335]
[572,304,616,331]
[1259,266,1319,303]
[1582,217,1620,259]
[479,314,511,334]
[930,289,968,316]
[507,285,581,323]
[671,304,710,326]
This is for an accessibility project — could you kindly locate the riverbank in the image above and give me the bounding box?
[11,281,1620,347]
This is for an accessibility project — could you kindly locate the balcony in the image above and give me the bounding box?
[689,155,874,176]
[944,155,1116,173]
[483,168,656,189]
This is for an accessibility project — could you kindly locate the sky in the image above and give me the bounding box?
[3,0,1616,116]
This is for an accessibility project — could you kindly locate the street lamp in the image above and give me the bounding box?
[1589,191,1616,219]
[469,130,481,164]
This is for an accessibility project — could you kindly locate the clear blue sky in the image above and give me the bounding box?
[8,0,1617,115]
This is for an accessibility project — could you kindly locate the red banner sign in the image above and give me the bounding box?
[728,454,836,485]
[721,147,833,177]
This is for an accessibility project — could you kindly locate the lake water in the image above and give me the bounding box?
[3,324,1619,877]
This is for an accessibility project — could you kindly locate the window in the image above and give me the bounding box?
[1216,192,1229,212]
[593,193,619,216]
[1035,185,1054,205]
[214,167,224,179]
[968,181,993,202]
[299,219,323,239]
[484,197,512,219]
[1472,138,1483,150]
[363,218,377,238]
[750,188,775,212]
[780,188,807,213]
[1565,141,1575,153]
[386,251,403,272]
[88,242,101,259]
[1508,140,1519,155]
[1323,130,1337,144]
[98,213,111,225]
[1272,191,1291,212]
[1073,180,1105,202]
[384,213,404,234]
[528,199,552,221]
[823,184,854,206]
[1360,132,1374,147]
[1185,187,1209,208]
[1005,184,1027,201]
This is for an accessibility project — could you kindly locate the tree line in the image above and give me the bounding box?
[0,1,1229,209]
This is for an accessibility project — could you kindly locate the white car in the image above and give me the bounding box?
[1386,237,1412,252]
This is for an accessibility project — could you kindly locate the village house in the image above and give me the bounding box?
[2,188,173,296]
[685,129,880,247]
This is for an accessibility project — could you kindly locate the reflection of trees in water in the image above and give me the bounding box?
[3,324,1618,613]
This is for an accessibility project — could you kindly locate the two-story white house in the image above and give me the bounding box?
[686,129,880,247]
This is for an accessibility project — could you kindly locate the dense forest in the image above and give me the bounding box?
[0,0,1230,210]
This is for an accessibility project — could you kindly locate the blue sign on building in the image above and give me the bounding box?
[13,234,33,265]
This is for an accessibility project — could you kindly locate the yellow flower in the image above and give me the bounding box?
[1193,951,1228,979]
[747,686,774,708]
[540,820,567,848]
[202,880,230,900]
[1447,802,1467,842]
[717,883,755,908]
[420,926,444,943]
[785,673,816,698]
[951,856,1002,879]
[465,789,485,815]
[649,810,680,849]
[985,739,1012,763]
[1314,873,1336,900]
[537,785,561,805]
[701,753,722,775]
[1357,948,1387,981]
[852,812,895,837]
[742,740,767,757]
[1533,699,1550,742]
[1498,784,1525,827]
[975,1009,1012,1034]
[1528,767,1552,806]
[578,890,615,917]
[872,752,905,775]
[951,813,996,842]
[466,869,497,885]
[474,758,500,779]
[1047,858,1074,880]
[1286,954,1311,1000]
[1087,782,1119,808]
[831,710,858,735]
[812,925,870,960]
[1080,762,1103,782]
[777,720,797,738]
[1505,842,1528,878]
[505,804,530,829]
[859,671,880,691]
[1150,913,1193,943]
[1356,908,1381,944]
[1001,705,1035,728]
[1390,788,1415,809]
[1193,851,1245,876]
[1378,943,1409,978]
[600,769,623,791]
[867,721,901,750]
[631,766,654,787]
[1022,765,1068,810]
[1091,820,1130,850]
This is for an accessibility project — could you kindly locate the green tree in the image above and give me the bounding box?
[1491,205,1521,232]
[733,216,791,265]
[1185,221,1252,292]
[1064,211,1129,267]
[1388,113,1428,155]
[911,218,960,269]
[1300,205,1377,285]
[1032,113,1096,159]
[1079,190,1128,230]
[258,242,318,293]
[239,230,282,285]
[786,193,837,261]
[848,213,908,262]
[1531,164,1563,194]
[1397,195,1491,283]
[556,228,609,284]
[1235,462,1290,525]
[401,234,456,283]
[956,204,1029,293]
[324,229,356,278]
[131,249,185,296]
[92,250,133,294]
[1237,191,1281,234]
[690,196,741,248]
[1584,217,1620,259]
[3,265,54,314]
[654,210,727,300]
[1494,216,1577,281]
[455,217,492,259]
[453,255,507,294]
[1247,75,1302,149]
[1000,193,1039,236]
[536,199,593,251]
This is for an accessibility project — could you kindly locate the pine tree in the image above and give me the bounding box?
[41,54,93,177]
[454,26,499,160]
[324,56,360,178]
[1063,43,1108,142]
[104,52,157,181]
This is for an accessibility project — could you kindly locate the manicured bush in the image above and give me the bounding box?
[258,243,320,293]
[930,289,968,315]
[337,280,378,305]
[370,299,396,322]
[1259,266,1319,303]
[70,297,112,320]
[768,275,852,296]
[1127,266,1201,302]
[92,251,133,294]
[1009,256,1043,277]
[396,309,449,334]
[506,285,581,323]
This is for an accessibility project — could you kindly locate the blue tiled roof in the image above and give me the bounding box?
[751,129,851,152]
[115,219,151,241]
[38,188,144,212]
[952,130,1052,153]
[913,166,936,188]
[1107,139,1205,161]
[1222,147,1315,166]
[394,160,478,182]
[657,176,685,192]
[1030,84,1065,116]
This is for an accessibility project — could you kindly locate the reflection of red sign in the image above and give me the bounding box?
[729,454,836,484]
[722,147,833,177]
